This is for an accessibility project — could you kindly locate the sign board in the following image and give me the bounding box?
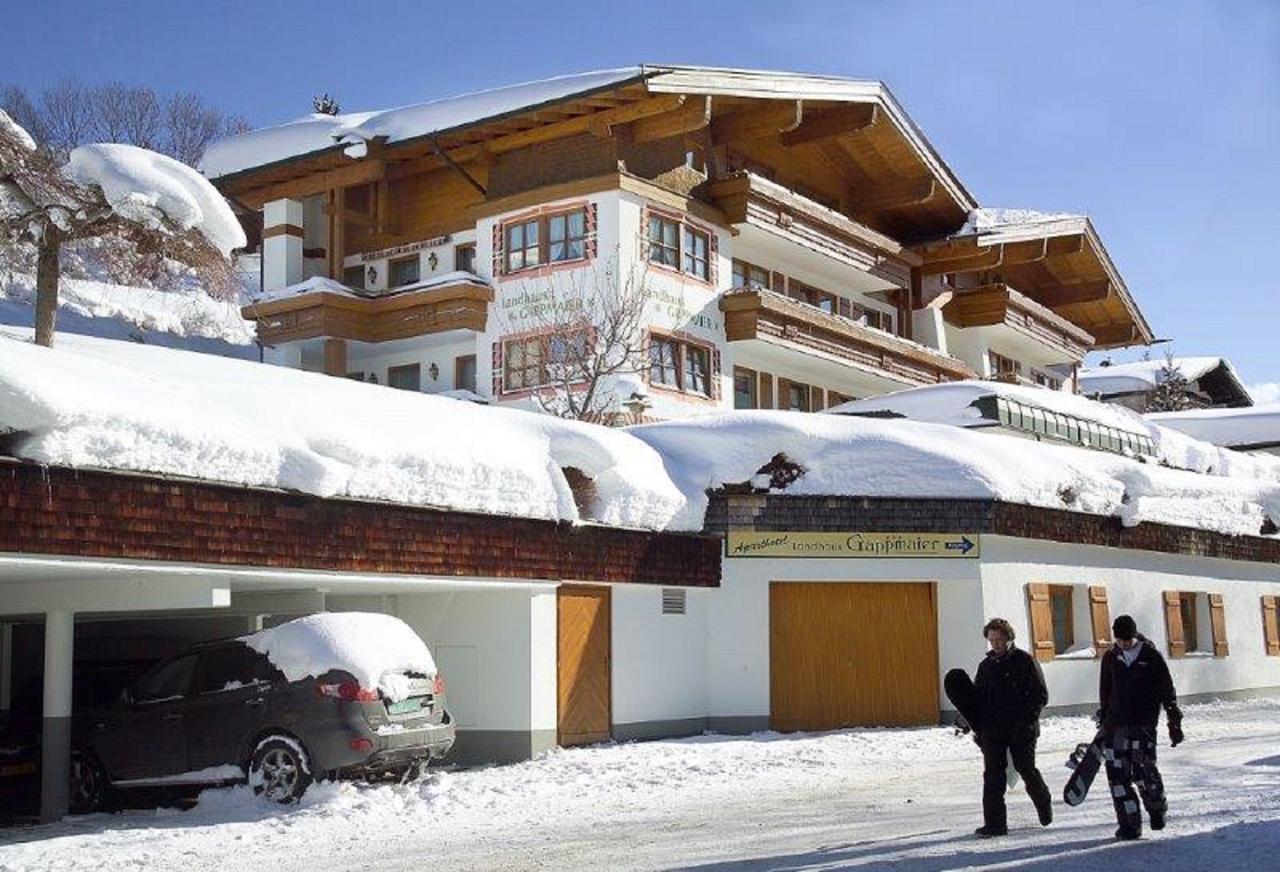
[361,235,451,263]
[725,531,980,559]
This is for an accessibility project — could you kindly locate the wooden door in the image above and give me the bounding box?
[557,585,612,746]
[770,582,939,730]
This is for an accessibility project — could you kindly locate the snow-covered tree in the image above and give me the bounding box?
[0,108,244,347]
[503,257,653,424]
[312,93,341,116]
[1146,351,1199,412]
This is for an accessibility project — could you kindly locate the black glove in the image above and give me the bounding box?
[1167,705,1184,747]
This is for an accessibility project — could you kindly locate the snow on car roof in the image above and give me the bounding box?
[241,613,435,697]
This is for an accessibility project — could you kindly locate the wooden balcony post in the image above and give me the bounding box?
[323,338,348,377]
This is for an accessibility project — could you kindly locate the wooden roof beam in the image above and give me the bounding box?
[1040,280,1112,308]
[237,159,387,209]
[631,95,713,144]
[851,178,937,216]
[919,245,1004,276]
[709,100,804,144]
[1089,323,1142,348]
[779,103,878,147]
[587,93,687,138]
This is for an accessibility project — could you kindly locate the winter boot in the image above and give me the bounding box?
[1149,809,1165,831]
[1115,826,1141,841]
[1035,798,1053,826]
[974,825,1008,838]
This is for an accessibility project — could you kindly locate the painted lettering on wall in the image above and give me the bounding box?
[725,531,980,559]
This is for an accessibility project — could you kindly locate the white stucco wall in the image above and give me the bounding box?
[610,585,710,729]
[977,535,1280,710]
[711,556,984,722]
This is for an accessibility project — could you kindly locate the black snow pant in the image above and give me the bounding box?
[1104,726,1166,835]
[980,728,1052,830]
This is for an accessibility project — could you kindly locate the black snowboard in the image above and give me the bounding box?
[1062,728,1106,806]
[944,668,983,736]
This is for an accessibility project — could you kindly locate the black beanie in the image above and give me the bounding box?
[1113,614,1137,640]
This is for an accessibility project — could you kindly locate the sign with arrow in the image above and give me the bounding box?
[726,532,981,559]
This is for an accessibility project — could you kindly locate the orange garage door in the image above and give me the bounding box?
[770,582,939,731]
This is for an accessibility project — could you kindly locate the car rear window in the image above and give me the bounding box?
[194,644,284,694]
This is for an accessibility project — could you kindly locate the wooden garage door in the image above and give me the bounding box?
[557,585,611,746]
[770,582,939,730]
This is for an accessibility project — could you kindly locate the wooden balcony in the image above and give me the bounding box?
[943,283,1095,362]
[720,288,975,385]
[704,172,919,286]
[242,278,493,345]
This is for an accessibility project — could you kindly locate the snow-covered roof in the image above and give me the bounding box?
[1078,357,1231,395]
[248,270,490,304]
[1,331,1276,542]
[67,143,246,255]
[1148,405,1280,450]
[953,208,1084,238]
[242,612,435,700]
[199,68,645,179]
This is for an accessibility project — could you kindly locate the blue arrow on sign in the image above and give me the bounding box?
[945,536,976,555]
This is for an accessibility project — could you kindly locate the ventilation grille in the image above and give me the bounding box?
[662,588,687,615]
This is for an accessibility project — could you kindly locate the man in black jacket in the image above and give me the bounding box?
[972,618,1052,837]
[1100,614,1183,840]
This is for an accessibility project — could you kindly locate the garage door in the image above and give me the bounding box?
[557,585,611,746]
[770,582,939,730]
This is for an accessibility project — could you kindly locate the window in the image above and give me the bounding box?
[647,215,680,268]
[647,212,714,282]
[733,367,758,409]
[194,644,281,695]
[648,334,713,396]
[502,208,590,274]
[343,264,366,290]
[682,226,710,280]
[389,255,421,288]
[989,351,1021,379]
[455,354,477,393]
[731,259,770,290]
[387,363,422,392]
[454,243,476,274]
[779,378,811,412]
[1179,592,1200,653]
[862,308,892,333]
[1049,585,1074,654]
[1034,370,1063,391]
[134,654,197,703]
[504,336,547,391]
[648,336,680,387]
[1163,590,1228,658]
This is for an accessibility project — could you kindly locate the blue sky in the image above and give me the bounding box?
[3,0,1277,392]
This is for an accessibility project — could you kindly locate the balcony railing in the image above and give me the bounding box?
[242,277,493,345]
[943,283,1095,360]
[720,288,975,385]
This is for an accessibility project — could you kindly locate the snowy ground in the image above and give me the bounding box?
[2,699,1278,871]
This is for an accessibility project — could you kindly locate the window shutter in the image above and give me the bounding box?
[710,346,722,402]
[810,386,826,412]
[1088,585,1111,657]
[1263,596,1280,656]
[759,371,774,410]
[491,341,504,396]
[1163,590,1186,659]
[1208,593,1229,658]
[585,202,598,261]
[1026,583,1055,663]
[491,224,504,277]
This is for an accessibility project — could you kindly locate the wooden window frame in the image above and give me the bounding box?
[1178,591,1200,653]
[733,366,759,409]
[989,350,1021,378]
[388,254,421,288]
[501,206,590,276]
[503,334,549,392]
[1033,369,1063,391]
[342,263,366,290]
[646,331,716,398]
[386,363,422,392]
[777,377,812,413]
[682,225,710,281]
[731,259,770,290]
[645,208,716,286]
[1048,585,1075,655]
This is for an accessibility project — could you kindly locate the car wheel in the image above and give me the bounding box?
[248,735,313,804]
[68,750,106,814]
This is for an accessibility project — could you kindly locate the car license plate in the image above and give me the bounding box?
[387,698,425,715]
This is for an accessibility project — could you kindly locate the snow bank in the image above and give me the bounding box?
[630,409,1280,536]
[0,328,685,530]
[0,108,36,152]
[1149,404,1280,450]
[1079,356,1229,395]
[67,143,246,255]
[199,69,642,178]
[242,613,434,699]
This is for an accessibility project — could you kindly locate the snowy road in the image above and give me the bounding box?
[2,699,1278,871]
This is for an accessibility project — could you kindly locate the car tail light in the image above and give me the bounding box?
[433,674,445,696]
[348,738,374,752]
[316,681,379,702]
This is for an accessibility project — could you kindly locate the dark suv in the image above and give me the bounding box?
[61,635,454,811]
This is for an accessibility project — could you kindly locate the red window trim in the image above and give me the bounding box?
[642,206,718,288]
[645,329,719,401]
[494,201,597,281]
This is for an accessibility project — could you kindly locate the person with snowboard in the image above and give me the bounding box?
[1099,614,1183,840]
[972,618,1053,837]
